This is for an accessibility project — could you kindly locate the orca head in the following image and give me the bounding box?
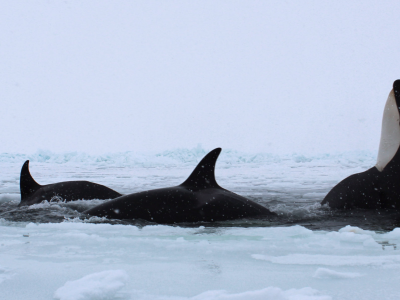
[375,80,400,172]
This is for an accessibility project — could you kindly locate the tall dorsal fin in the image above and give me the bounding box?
[20,160,41,201]
[180,148,222,190]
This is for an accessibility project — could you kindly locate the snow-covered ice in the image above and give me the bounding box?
[1,222,400,299]
[54,270,129,300]
[312,268,362,279]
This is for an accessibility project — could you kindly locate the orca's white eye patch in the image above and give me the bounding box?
[376,89,400,171]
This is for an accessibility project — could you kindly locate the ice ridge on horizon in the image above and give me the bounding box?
[0,147,377,168]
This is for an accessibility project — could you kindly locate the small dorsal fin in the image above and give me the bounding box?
[20,160,41,201]
[180,148,222,190]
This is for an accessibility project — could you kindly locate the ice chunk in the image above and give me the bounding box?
[313,268,362,279]
[381,228,400,240]
[0,265,11,284]
[53,270,129,300]
[252,254,400,266]
[363,238,381,249]
[338,225,375,235]
[130,287,331,300]
[191,287,331,300]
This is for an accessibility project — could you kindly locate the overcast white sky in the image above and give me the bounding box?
[1,1,399,154]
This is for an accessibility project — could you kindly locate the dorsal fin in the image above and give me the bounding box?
[20,160,41,201]
[180,148,222,190]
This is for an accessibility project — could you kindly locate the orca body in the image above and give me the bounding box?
[84,148,274,223]
[19,160,122,206]
[322,80,400,209]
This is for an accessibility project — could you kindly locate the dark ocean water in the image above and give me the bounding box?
[1,193,399,232]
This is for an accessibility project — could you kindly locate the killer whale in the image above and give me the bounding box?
[19,160,122,206]
[84,148,274,223]
[321,80,400,209]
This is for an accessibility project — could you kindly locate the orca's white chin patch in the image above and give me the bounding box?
[376,89,400,171]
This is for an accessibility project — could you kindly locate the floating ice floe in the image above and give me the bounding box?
[312,268,362,279]
[128,286,331,300]
[251,253,400,266]
[0,265,12,284]
[53,270,129,300]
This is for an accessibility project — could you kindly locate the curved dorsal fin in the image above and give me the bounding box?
[20,160,41,200]
[180,148,222,190]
